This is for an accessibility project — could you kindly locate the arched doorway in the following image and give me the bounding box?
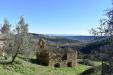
[67,62,72,67]
[54,63,60,68]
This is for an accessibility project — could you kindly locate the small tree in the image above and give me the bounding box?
[11,16,33,63]
[0,19,12,59]
[1,19,11,34]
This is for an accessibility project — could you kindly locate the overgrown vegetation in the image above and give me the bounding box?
[0,57,90,75]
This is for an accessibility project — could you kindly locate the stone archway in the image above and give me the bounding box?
[54,63,60,68]
[67,62,72,67]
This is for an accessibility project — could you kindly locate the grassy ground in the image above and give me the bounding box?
[0,58,90,75]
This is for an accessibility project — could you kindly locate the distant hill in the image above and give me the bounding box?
[30,33,82,43]
[30,33,96,41]
[46,34,96,42]
[59,36,95,42]
[30,33,101,51]
[30,33,86,49]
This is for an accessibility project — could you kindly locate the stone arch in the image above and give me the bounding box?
[54,63,60,68]
[67,62,72,67]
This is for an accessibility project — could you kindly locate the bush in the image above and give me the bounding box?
[80,65,102,75]
[79,59,94,66]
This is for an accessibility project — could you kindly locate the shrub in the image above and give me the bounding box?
[79,59,94,66]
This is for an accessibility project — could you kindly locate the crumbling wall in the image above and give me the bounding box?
[66,52,77,67]
[48,50,77,68]
[38,50,49,66]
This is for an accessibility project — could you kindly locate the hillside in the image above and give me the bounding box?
[0,57,90,75]
[55,36,95,42]
[46,34,95,42]
[31,33,81,42]
[80,37,112,54]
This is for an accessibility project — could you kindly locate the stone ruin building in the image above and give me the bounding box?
[37,38,77,68]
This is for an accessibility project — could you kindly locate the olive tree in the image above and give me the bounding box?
[0,17,37,63]
[0,19,12,59]
[90,2,113,74]
[10,16,33,63]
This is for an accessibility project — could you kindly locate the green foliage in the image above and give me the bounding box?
[15,16,32,54]
[80,65,102,75]
[1,18,11,34]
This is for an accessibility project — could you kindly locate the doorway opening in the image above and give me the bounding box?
[54,63,60,68]
[67,62,72,67]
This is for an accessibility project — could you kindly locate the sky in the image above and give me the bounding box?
[0,0,112,35]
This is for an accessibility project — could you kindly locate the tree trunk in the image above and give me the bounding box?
[10,52,18,64]
[10,44,20,64]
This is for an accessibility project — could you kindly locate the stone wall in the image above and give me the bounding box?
[48,50,77,68]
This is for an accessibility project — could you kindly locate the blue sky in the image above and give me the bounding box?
[0,0,112,35]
